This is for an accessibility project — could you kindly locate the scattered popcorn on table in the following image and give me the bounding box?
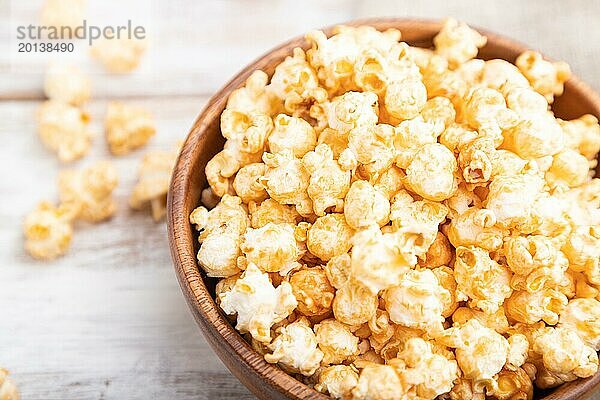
[58,160,118,222]
[44,63,91,106]
[23,201,76,260]
[0,368,20,400]
[104,102,156,155]
[188,19,600,398]
[37,100,92,162]
[91,37,147,73]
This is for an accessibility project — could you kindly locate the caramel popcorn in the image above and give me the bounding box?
[44,63,91,106]
[0,369,20,400]
[91,37,147,73]
[104,102,156,155]
[130,147,179,221]
[219,263,297,343]
[290,267,335,317]
[58,160,118,222]
[37,100,92,162]
[24,201,75,260]
[189,21,599,398]
[315,365,359,398]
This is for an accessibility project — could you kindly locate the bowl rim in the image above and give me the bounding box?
[167,17,600,400]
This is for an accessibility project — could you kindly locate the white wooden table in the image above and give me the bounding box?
[2,1,599,398]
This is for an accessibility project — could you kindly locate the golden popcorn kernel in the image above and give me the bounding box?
[333,280,378,326]
[268,114,316,158]
[44,63,91,106]
[516,51,571,103]
[545,149,590,188]
[58,160,118,223]
[418,231,454,269]
[343,180,390,229]
[219,263,297,343]
[315,319,360,365]
[559,298,600,350]
[37,100,92,162]
[314,365,359,398]
[434,18,487,67]
[488,367,534,400]
[248,198,301,229]
[324,253,351,290]
[351,363,404,400]
[240,222,302,274]
[105,101,156,156]
[405,143,458,201]
[290,267,335,317]
[264,317,323,376]
[91,37,147,73]
[307,213,354,262]
[232,163,268,204]
[384,79,427,121]
[560,114,600,160]
[23,201,75,260]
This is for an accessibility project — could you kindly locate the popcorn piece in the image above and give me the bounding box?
[348,124,396,178]
[515,51,571,103]
[232,163,268,204]
[227,70,280,115]
[324,91,379,134]
[545,149,590,188]
[290,267,335,317]
[303,144,352,215]
[506,86,548,115]
[40,0,85,36]
[419,231,453,269]
[240,223,302,274]
[432,266,460,318]
[315,319,359,364]
[504,235,561,277]
[23,201,75,260]
[37,100,92,162]
[58,160,118,222]
[384,79,427,121]
[453,246,512,314]
[343,180,390,229]
[461,87,518,142]
[307,213,354,261]
[219,263,297,343]
[324,253,351,289]
[383,269,450,335]
[501,113,565,159]
[264,317,323,375]
[262,150,312,216]
[505,289,568,325]
[562,226,600,284]
[394,117,443,168]
[560,114,600,160]
[405,143,458,201]
[190,195,249,277]
[533,326,598,385]
[333,280,378,325]
[44,63,91,105]
[434,18,487,67]
[389,190,449,258]
[221,109,273,155]
[104,102,156,155]
[248,199,301,228]
[452,306,509,334]
[351,363,405,400]
[487,367,534,400]
[439,319,509,385]
[350,227,414,294]
[559,298,600,350]
[484,173,545,229]
[479,60,530,96]
[315,365,359,399]
[268,114,316,157]
[447,207,505,252]
[393,337,459,399]
[0,368,20,400]
[506,334,530,371]
[130,147,179,221]
[420,96,457,129]
[91,37,147,73]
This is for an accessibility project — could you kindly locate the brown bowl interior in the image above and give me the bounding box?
[167,18,600,400]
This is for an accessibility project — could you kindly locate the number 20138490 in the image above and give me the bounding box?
[18,42,74,52]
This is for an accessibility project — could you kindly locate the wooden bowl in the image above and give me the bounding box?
[167,18,600,400]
